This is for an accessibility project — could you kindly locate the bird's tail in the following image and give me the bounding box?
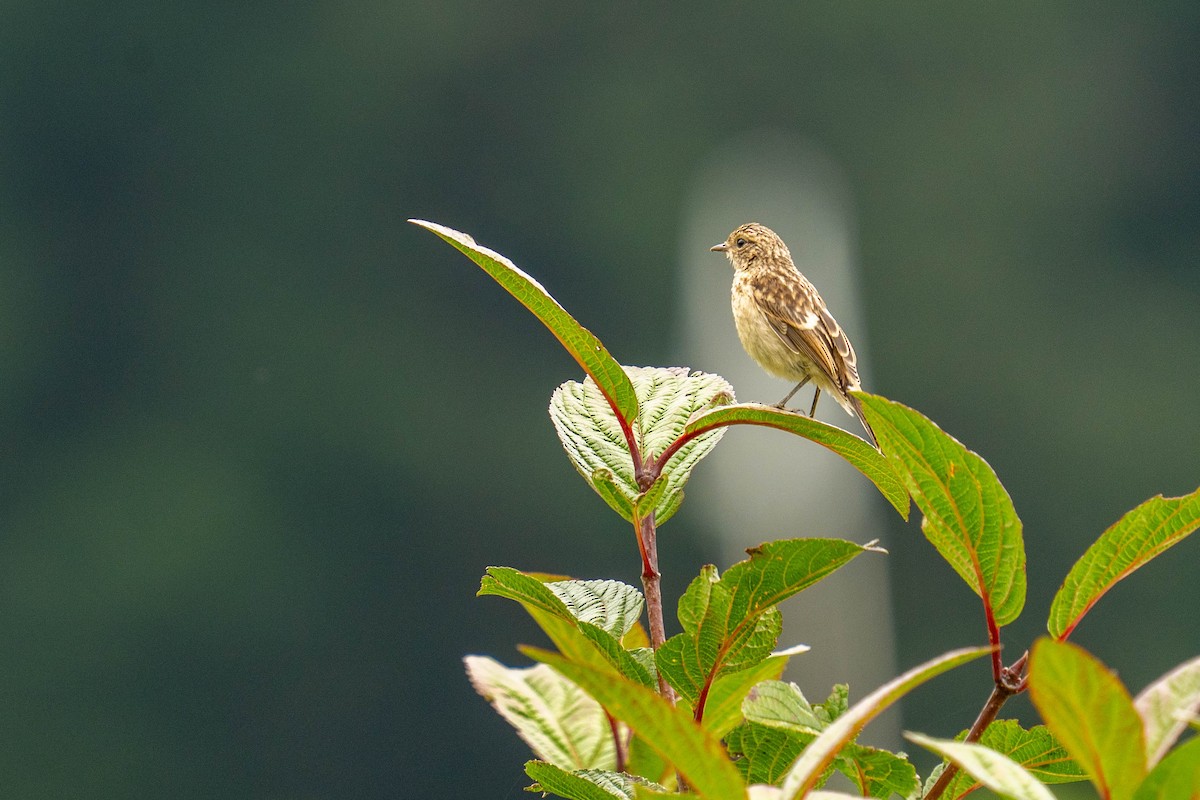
[848,394,877,448]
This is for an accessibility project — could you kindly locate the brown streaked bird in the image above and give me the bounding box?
[711,222,875,445]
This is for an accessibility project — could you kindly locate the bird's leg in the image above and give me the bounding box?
[808,387,822,418]
[775,377,810,409]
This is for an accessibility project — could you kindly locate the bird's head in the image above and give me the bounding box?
[710,222,790,271]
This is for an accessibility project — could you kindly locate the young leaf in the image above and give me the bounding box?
[546,579,645,639]
[777,646,992,799]
[656,540,875,713]
[550,368,732,525]
[858,394,1026,628]
[702,652,796,738]
[667,402,909,519]
[1028,638,1147,800]
[1135,654,1200,767]
[409,219,639,426]
[742,680,824,733]
[523,647,747,800]
[834,743,918,800]
[526,762,666,800]
[906,732,1056,800]
[1131,736,1200,800]
[739,681,918,798]
[726,722,810,785]
[525,762,662,800]
[1047,486,1200,641]
[923,719,1086,799]
[479,568,652,686]
[465,657,614,770]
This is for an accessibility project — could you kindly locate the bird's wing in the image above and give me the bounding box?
[751,273,842,388]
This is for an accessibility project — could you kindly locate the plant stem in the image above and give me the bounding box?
[637,509,677,704]
[923,651,1029,800]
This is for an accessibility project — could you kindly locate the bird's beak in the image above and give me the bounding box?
[710,242,728,252]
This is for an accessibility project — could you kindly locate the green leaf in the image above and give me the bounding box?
[464,657,614,770]
[526,762,666,800]
[858,394,1026,628]
[523,647,747,800]
[739,681,919,798]
[777,646,992,799]
[834,742,919,800]
[702,652,796,739]
[409,219,639,425]
[550,367,732,525]
[1132,736,1200,800]
[479,568,652,686]
[1047,487,1200,640]
[742,680,824,733]
[545,579,645,639]
[906,732,1056,800]
[726,721,810,785]
[923,719,1086,799]
[656,540,874,710]
[674,401,909,519]
[1135,654,1200,767]
[1029,638,1147,800]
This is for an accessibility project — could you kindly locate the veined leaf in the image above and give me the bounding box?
[672,401,909,519]
[545,579,645,639]
[742,680,824,734]
[702,652,796,739]
[526,762,666,800]
[1029,639,1146,800]
[923,719,1086,799]
[1135,654,1200,767]
[1132,736,1200,800]
[480,568,653,686]
[1047,487,1200,640]
[738,681,918,798]
[906,732,1056,800]
[859,394,1026,628]
[465,657,614,770]
[778,646,992,799]
[656,540,874,712]
[524,647,747,800]
[550,368,732,525]
[410,220,638,425]
[834,742,918,800]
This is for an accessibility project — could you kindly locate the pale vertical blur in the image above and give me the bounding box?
[678,130,899,746]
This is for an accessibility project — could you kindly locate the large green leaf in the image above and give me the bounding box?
[1047,487,1200,640]
[906,732,1056,800]
[922,719,1086,799]
[550,367,732,524]
[410,220,639,425]
[1132,736,1200,800]
[1135,655,1200,767]
[858,394,1026,628]
[524,647,747,800]
[668,401,909,519]
[1029,639,1147,800]
[465,656,614,770]
[777,646,992,799]
[656,540,875,711]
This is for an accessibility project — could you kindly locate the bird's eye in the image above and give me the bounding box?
[735,238,746,248]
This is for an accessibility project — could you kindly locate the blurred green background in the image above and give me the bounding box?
[2,2,1197,797]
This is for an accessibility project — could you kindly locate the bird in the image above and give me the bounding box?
[711,222,875,445]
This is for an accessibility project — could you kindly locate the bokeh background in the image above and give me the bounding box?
[3,2,1198,797]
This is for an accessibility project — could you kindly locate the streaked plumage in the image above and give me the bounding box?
[711,222,875,445]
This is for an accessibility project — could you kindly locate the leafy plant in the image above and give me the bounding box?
[413,220,1200,799]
